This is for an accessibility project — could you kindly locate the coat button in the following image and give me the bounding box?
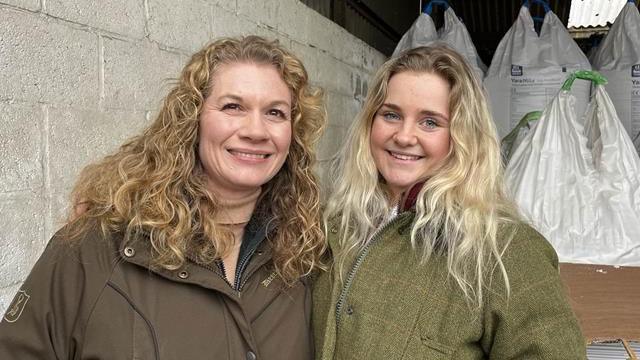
[246,351,257,360]
[346,305,354,315]
[330,226,338,234]
[256,250,263,256]
[178,270,189,279]
[123,247,135,257]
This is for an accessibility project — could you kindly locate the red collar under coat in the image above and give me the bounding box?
[399,181,426,212]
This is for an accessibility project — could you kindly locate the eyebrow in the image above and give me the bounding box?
[217,94,291,108]
[380,103,449,122]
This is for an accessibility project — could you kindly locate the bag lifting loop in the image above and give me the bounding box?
[423,0,449,15]
[522,0,551,14]
[561,70,608,92]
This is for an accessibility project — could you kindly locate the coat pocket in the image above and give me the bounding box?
[403,334,454,359]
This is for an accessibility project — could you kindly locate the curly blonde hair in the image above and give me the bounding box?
[69,36,326,283]
[326,45,519,305]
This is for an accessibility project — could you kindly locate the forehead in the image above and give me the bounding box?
[384,71,451,114]
[209,62,292,103]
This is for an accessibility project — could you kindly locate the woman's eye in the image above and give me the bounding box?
[267,109,287,119]
[382,112,400,121]
[420,118,438,129]
[221,103,241,111]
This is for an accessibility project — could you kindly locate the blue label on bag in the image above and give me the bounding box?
[511,65,523,76]
[632,64,640,77]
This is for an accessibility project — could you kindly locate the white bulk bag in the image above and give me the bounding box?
[485,1,591,138]
[501,111,541,164]
[393,1,486,81]
[590,1,640,153]
[506,71,640,266]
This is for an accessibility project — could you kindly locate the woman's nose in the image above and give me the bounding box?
[392,122,417,146]
[238,111,269,141]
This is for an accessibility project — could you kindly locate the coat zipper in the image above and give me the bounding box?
[186,246,261,295]
[235,246,259,291]
[334,214,407,327]
[186,255,235,290]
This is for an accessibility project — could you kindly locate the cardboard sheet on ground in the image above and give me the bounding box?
[505,71,640,266]
[393,3,485,81]
[485,3,591,138]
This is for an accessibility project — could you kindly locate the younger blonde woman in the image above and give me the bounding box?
[313,45,586,359]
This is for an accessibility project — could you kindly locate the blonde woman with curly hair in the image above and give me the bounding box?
[0,36,325,359]
[313,45,586,359]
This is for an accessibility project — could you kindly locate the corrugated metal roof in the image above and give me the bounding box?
[568,0,630,28]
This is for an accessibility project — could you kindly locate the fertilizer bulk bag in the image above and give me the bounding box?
[590,1,640,153]
[393,0,486,81]
[501,111,541,164]
[505,71,640,266]
[485,0,591,138]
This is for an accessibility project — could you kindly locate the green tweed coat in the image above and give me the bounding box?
[312,212,587,359]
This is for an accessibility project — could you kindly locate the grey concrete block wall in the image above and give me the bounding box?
[0,0,386,313]
[45,0,146,39]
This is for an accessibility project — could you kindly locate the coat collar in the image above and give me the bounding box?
[116,213,275,294]
[399,181,425,212]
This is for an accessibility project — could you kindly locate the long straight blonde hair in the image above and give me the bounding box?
[325,45,519,305]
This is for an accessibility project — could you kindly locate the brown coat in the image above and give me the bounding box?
[0,223,313,360]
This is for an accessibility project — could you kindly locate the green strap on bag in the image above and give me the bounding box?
[501,111,543,163]
[561,70,608,91]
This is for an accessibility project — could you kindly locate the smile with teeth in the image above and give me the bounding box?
[228,150,270,159]
[388,150,422,161]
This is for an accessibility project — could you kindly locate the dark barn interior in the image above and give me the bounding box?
[301,0,640,63]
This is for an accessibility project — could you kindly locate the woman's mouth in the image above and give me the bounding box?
[388,150,422,161]
[228,150,271,159]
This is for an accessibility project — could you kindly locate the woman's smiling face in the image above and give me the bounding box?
[198,62,292,197]
[370,71,451,201]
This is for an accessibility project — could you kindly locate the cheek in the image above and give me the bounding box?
[431,133,451,159]
[369,119,387,152]
[275,123,293,152]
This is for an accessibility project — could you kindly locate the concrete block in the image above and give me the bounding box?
[45,0,145,39]
[317,51,342,94]
[345,96,363,126]
[48,107,149,192]
[275,0,309,43]
[314,159,334,197]
[350,69,370,103]
[255,26,291,49]
[0,282,22,315]
[210,0,235,12]
[147,0,212,52]
[317,124,347,162]
[48,190,71,240]
[290,41,320,84]
[334,31,356,66]
[0,192,45,289]
[362,44,386,72]
[0,8,99,106]
[304,10,336,54]
[211,6,260,38]
[325,91,353,128]
[103,38,186,111]
[0,103,43,192]
[236,0,281,28]
[335,62,355,96]
[0,0,40,11]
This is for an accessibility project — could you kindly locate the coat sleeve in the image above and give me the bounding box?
[482,225,587,359]
[0,228,114,359]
